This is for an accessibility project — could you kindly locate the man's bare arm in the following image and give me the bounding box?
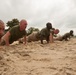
[3,31,10,46]
[23,35,26,44]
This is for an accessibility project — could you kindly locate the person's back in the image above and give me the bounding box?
[27,31,40,42]
[26,22,53,44]
[39,22,52,44]
[54,30,74,41]
[62,30,74,41]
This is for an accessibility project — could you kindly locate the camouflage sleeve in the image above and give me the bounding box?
[40,28,46,36]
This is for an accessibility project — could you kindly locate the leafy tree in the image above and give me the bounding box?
[6,18,19,29]
[27,27,39,36]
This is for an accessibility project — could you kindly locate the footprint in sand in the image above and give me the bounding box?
[58,67,76,75]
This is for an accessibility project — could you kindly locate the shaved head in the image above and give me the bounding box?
[54,29,59,34]
[0,20,5,28]
[0,20,5,38]
[20,19,27,27]
[19,19,27,31]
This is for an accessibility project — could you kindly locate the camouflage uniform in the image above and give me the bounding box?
[39,27,53,44]
[27,32,40,42]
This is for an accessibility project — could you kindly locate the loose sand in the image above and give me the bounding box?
[0,38,76,75]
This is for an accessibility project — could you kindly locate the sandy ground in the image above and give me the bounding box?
[0,38,76,75]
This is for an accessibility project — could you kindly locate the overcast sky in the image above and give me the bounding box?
[0,0,76,35]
